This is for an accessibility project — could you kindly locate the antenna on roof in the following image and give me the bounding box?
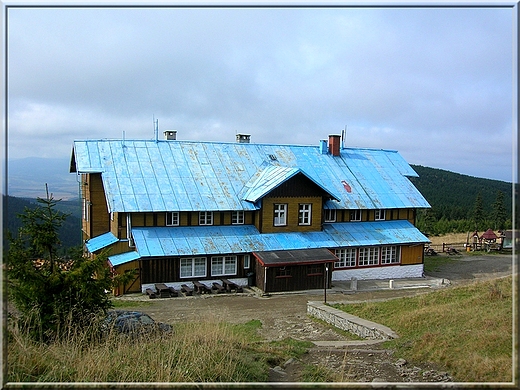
[153,116,159,143]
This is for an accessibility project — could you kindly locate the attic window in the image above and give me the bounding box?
[268,154,278,161]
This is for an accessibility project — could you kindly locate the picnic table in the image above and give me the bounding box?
[181,284,193,296]
[145,288,157,299]
[221,278,243,293]
[212,282,225,294]
[155,283,172,298]
[193,280,212,294]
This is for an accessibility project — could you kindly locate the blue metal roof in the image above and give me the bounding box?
[131,220,429,259]
[85,232,118,253]
[108,251,141,266]
[71,139,430,213]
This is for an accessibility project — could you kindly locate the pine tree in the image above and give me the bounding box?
[491,190,507,231]
[6,185,114,342]
[473,192,484,230]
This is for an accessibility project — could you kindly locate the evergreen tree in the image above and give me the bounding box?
[473,192,484,230]
[6,185,113,342]
[491,190,507,231]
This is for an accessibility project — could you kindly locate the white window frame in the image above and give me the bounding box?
[334,248,357,268]
[381,246,400,264]
[232,211,245,225]
[199,211,213,225]
[180,257,207,278]
[243,254,250,269]
[350,209,362,221]
[83,198,90,222]
[274,204,287,226]
[375,209,386,221]
[298,203,312,225]
[166,211,180,226]
[324,209,336,222]
[358,247,379,266]
[211,256,237,276]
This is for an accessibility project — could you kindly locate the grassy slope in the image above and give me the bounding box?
[333,276,514,382]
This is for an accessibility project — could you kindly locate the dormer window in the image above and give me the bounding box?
[324,209,336,222]
[350,210,362,221]
[274,204,287,226]
[232,211,244,225]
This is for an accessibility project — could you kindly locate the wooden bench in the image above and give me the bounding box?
[145,288,156,299]
[155,283,171,298]
[181,284,193,296]
[212,282,225,294]
[221,278,243,293]
[193,280,212,294]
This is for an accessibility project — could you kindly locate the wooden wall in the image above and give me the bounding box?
[401,244,424,265]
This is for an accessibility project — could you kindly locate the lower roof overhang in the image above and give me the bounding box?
[253,248,338,267]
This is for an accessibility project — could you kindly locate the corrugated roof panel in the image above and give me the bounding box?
[85,232,118,253]
[72,139,430,212]
[131,220,429,257]
[108,251,140,266]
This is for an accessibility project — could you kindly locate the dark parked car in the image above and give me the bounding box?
[101,310,172,337]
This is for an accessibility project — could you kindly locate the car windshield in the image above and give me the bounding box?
[139,315,154,325]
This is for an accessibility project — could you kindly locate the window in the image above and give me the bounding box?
[275,267,291,278]
[381,246,400,264]
[180,257,207,278]
[211,256,237,276]
[199,211,213,225]
[307,264,323,276]
[335,248,357,268]
[358,247,379,266]
[375,209,386,221]
[324,209,336,222]
[243,255,250,269]
[350,210,362,221]
[232,211,245,225]
[82,199,90,221]
[298,204,312,225]
[274,204,287,226]
[166,212,179,226]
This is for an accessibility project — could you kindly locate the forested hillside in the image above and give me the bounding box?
[410,165,513,235]
[5,196,81,250]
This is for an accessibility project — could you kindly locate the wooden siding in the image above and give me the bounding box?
[83,173,110,238]
[260,196,323,233]
[262,263,333,293]
[113,260,141,294]
[401,244,424,265]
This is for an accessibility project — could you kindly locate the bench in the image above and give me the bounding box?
[155,283,171,298]
[181,284,193,296]
[193,280,212,294]
[212,282,225,294]
[221,278,243,293]
[145,288,157,299]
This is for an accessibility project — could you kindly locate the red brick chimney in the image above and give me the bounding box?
[328,135,341,156]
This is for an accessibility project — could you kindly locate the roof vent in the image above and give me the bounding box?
[268,154,278,161]
[236,133,251,143]
[164,130,177,141]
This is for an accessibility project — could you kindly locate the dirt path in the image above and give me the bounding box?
[116,253,513,383]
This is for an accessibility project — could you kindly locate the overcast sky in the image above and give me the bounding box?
[6,3,516,183]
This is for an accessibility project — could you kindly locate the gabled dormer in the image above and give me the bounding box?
[241,166,339,233]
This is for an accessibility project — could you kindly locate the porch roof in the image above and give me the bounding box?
[130,220,429,259]
[85,232,118,253]
[253,248,338,267]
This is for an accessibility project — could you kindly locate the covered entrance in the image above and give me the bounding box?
[253,248,338,293]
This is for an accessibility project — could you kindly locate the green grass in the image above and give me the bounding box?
[423,255,456,272]
[331,276,514,382]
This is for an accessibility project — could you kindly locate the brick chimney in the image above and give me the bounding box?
[328,135,341,156]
